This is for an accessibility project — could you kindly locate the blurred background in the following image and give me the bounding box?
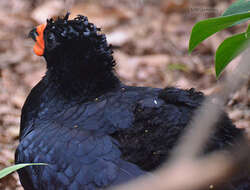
[0,0,249,189]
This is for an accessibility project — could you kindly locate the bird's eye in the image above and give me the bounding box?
[45,31,59,52]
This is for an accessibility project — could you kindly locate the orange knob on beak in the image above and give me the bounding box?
[29,24,46,56]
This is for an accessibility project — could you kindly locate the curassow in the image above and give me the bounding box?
[15,13,249,190]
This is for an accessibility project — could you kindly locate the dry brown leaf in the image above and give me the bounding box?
[6,126,19,139]
[161,0,189,14]
[31,0,65,23]
[70,2,133,29]
[23,69,45,88]
[106,29,133,46]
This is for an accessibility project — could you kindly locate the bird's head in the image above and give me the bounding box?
[29,13,104,57]
[29,13,119,97]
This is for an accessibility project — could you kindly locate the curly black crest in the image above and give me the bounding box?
[46,12,101,40]
[43,13,119,98]
[43,12,115,70]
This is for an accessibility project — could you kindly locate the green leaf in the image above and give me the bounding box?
[189,12,250,53]
[0,163,47,179]
[167,63,189,72]
[222,0,250,25]
[246,24,250,34]
[222,0,250,16]
[215,32,250,77]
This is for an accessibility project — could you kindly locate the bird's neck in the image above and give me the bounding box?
[44,53,120,101]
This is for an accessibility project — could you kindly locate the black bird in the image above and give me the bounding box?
[15,13,249,190]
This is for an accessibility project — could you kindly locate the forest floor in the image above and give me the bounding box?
[0,0,249,189]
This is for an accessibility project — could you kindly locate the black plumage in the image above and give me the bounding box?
[15,14,249,190]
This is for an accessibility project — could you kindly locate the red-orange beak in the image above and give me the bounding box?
[29,24,46,56]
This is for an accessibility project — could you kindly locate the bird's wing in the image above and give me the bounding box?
[15,119,146,190]
[111,87,243,171]
[158,87,204,107]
